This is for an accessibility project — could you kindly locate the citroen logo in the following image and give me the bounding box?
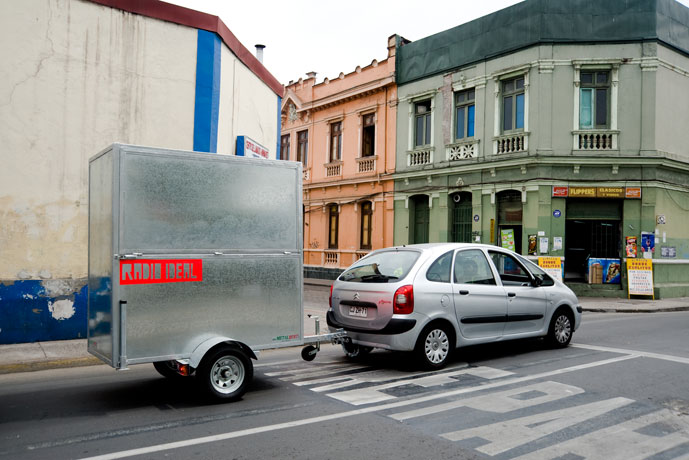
[353,292,360,301]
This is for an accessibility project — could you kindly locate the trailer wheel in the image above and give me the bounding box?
[301,345,317,361]
[153,361,185,379]
[197,347,253,401]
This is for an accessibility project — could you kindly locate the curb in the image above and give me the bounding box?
[0,356,102,375]
[583,306,689,313]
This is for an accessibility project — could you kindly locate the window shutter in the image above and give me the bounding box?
[580,89,593,129]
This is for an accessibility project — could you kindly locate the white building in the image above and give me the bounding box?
[0,0,284,343]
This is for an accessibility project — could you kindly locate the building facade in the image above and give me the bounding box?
[0,0,283,343]
[281,37,399,278]
[393,0,689,298]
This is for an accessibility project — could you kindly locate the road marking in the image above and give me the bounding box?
[442,397,634,455]
[572,343,689,365]
[512,408,689,460]
[78,354,637,460]
[279,365,370,382]
[391,381,584,420]
[264,362,357,376]
[329,366,513,405]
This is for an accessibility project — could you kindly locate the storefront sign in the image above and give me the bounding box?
[120,259,203,285]
[552,186,642,199]
[490,219,495,245]
[627,259,654,298]
[501,229,515,251]
[538,257,563,283]
[552,186,568,197]
[625,187,642,199]
[587,258,621,284]
[236,135,269,159]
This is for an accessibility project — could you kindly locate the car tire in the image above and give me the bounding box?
[197,346,253,401]
[415,323,454,370]
[547,309,573,348]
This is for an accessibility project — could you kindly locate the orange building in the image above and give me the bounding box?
[281,36,399,277]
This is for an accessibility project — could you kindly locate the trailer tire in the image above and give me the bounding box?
[153,361,185,379]
[197,347,253,401]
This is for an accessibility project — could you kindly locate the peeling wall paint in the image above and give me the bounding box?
[0,279,87,344]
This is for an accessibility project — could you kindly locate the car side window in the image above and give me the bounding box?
[516,254,555,286]
[489,251,531,285]
[426,250,453,283]
[453,249,496,285]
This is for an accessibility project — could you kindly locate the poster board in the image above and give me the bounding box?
[538,257,563,283]
[627,259,654,299]
[501,229,515,251]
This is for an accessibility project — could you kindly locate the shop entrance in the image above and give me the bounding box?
[564,199,621,282]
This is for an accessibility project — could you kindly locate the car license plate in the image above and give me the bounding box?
[349,306,368,318]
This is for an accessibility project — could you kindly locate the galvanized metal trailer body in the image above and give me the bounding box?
[88,144,332,399]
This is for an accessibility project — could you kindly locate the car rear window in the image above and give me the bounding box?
[338,250,420,283]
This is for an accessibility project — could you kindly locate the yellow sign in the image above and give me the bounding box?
[597,187,625,198]
[538,257,563,282]
[490,219,495,244]
[569,187,597,197]
[627,259,654,298]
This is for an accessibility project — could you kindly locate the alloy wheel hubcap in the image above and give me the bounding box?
[424,329,449,364]
[554,315,571,343]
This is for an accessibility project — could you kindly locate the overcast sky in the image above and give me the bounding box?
[165,0,689,86]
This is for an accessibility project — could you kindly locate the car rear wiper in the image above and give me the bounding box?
[359,274,399,282]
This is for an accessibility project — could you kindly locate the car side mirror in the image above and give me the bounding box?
[531,276,543,287]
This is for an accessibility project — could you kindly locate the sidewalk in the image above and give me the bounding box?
[1,289,687,374]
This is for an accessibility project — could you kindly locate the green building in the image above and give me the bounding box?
[392,0,689,298]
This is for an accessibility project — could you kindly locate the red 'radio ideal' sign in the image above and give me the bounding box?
[120,259,203,285]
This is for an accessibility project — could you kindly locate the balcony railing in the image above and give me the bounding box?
[494,133,528,154]
[446,140,479,161]
[356,156,376,173]
[574,130,618,151]
[324,251,339,265]
[325,162,342,177]
[407,147,434,166]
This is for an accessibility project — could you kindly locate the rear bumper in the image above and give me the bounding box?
[326,310,416,335]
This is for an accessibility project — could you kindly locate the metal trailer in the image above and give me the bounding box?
[88,144,339,400]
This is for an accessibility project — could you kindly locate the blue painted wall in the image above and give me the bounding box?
[0,280,88,344]
[193,29,222,153]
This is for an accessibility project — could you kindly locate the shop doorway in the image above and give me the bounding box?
[564,199,621,281]
[450,192,472,243]
[497,190,523,253]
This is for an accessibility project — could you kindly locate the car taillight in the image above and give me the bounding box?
[329,284,333,309]
[393,285,414,315]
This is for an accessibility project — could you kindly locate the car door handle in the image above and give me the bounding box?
[459,290,469,295]
[507,292,516,297]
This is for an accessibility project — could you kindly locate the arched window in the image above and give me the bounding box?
[496,190,523,253]
[450,192,472,243]
[360,201,373,249]
[410,195,430,244]
[328,204,339,249]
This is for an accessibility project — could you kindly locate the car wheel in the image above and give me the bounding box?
[197,347,253,401]
[416,324,453,369]
[547,309,573,348]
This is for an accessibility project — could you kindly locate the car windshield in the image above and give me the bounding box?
[339,250,420,283]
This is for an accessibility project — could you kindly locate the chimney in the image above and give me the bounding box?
[255,44,265,64]
[306,71,317,80]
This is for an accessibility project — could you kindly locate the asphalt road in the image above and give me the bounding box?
[1,307,688,459]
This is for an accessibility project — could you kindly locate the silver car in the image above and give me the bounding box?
[327,243,582,369]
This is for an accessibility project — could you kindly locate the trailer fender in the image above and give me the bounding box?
[189,337,257,369]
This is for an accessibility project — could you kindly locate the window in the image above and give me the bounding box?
[297,130,308,164]
[579,71,610,129]
[502,77,525,133]
[427,251,453,283]
[360,201,372,249]
[362,113,375,157]
[455,89,475,140]
[489,251,530,286]
[454,249,496,285]
[414,100,432,147]
[280,134,290,161]
[339,250,420,283]
[330,122,342,162]
[328,204,339,249]
[450,192,472,243]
